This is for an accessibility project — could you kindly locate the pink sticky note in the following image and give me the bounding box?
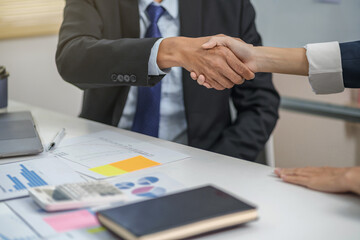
[43,210,99,232]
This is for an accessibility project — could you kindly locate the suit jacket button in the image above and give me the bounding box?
[130,75,136,82]
[117,75,124,82]
[124,75,130,82]
[111,74,117,82]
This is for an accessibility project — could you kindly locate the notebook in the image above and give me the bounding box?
[97,185,258,240]
[0,111,43,158]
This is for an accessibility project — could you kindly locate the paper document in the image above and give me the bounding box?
[0,202,40,240]
[107,172,184,202]
[0,157,84,201]
[47,227,116,240]
[52,131,189,179]
[6,198,100,238]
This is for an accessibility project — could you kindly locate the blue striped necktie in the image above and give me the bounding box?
[131,3,165,137]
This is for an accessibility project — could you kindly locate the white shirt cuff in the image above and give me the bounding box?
[148,38,171,76]
[305,41,344,94]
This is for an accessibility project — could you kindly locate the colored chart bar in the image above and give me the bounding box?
[110,156,160,172]
[5,165,49,192]
[90,165,127,177]
[19,164,48,187]
[20,171,38,187]
[6,175,26,191]
[90,156,160,177]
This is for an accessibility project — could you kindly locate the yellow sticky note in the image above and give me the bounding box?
[89,165,127,177]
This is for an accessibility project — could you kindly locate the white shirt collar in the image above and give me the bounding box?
[139,0,179,20]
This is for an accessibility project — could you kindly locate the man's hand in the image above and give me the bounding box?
[157,36,255,90]
[190,35,258,89]
[275,167,360,195]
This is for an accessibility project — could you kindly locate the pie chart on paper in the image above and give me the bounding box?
[137,176,159,185]
[115,182,135,190]
[131,186,166,198]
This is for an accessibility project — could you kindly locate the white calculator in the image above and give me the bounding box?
[28,181,126,212]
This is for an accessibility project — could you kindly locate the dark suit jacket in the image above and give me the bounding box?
[340,41,360,88]
[56,0,280,161]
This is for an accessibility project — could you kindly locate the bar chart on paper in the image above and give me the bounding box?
[0,157,84,201]
[6,164,48,191]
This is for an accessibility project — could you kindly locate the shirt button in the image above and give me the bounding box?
[117,75,124,82]
[130,75,136,82]
[111,74,117,82]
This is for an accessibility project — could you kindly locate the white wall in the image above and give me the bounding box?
[0,35,82,116]
[251,0,360,167]
[251,0,360,47]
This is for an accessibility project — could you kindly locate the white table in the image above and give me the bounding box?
[4,101,360,240]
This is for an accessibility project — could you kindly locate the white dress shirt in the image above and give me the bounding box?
[118,0,188,144]
[305,41,344,94]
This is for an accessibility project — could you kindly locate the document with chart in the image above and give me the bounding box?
[51,131,189,179]
[47,227,117,240]
[6,198,101,238]
[0,157,84,201]
[107,172,184,202]
[0,202,40,240]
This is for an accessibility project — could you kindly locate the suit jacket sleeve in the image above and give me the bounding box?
[56,0,164,90]
[210,0,280,161]
[340,41,360,88]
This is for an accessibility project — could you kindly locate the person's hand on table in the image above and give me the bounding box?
[190,35,258,89]
[158,36,255,90]
[275,167,360,195]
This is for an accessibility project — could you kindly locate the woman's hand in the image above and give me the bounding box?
[275,167,360,195]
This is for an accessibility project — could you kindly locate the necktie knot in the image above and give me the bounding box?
[146,3,165,25]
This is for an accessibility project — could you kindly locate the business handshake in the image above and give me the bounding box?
[190,35,258,90]
[157,34,260,90]
[158,34,308,90]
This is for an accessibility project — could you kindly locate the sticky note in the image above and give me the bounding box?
[87,226,106,234]
[110,156,160,172]
[90,165,127,177]
[43,210,99,232]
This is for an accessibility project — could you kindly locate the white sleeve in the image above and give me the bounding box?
[148,38,171,76]
[305,41,344,94]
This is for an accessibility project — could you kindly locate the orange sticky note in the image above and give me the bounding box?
[110,156,160,172]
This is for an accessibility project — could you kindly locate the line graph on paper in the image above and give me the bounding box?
[49,131,190,179]
[53,140,129,162]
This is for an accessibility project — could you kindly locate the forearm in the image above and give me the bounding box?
[56,38,158,89]
[253,47,309,76]
[157,37,184,69]
[157,37,209,69]
[343,167,360,195]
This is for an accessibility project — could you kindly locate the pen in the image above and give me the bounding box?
[48,128,66,151]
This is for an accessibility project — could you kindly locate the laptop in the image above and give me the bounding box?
[0,111,43,158]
